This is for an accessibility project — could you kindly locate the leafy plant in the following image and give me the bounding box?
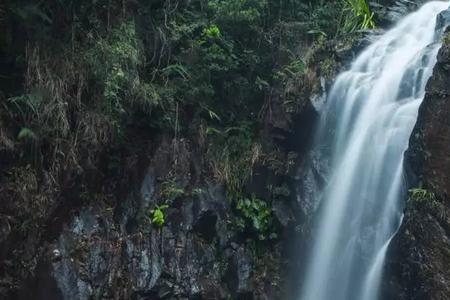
[408,188,448,221]
[273,58,306,82]
[191,187,205,197]
[162,64,190,80]
[443,31,450,44]
[7,93,42,124]
[17,128,37,141]
[306,0,344,37]
[409,188,436,203]
[160,178,185,201]
[272,184,291,199]
[320,57,338,78]
[203,24,221,38]
[150,204,169,227]
[343,0,375,32]
[83,21,157,127]
[235,194,274,240]
[208,0,267,24]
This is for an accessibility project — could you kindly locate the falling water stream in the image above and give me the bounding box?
[299,2,449,300]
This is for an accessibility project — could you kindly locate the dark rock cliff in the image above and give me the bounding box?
[384,20,450,300]
[2,136,288,300]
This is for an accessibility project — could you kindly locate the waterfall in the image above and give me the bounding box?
[299,2,449,300]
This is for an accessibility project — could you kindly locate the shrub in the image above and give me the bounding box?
[443,31,450,44]
[235,194,274,240]
[307,1,344,37]
[409,188,436,203]
[206,123,260,197]
[203,24,221,38]
[208,0,267,25]
[150,204,169,227]
[409,188,448,222]
[272,184,291,199]
[83,21,158,126]
[342,0,375,32]
[160,178,185,201]
[273,58,306,83]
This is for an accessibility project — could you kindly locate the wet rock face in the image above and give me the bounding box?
[406,26,450,196]
[383,26,450,300]
[384,199,450,300]
[12,140,286,300]
[372,0,429,26]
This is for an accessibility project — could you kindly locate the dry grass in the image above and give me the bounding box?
[209,140,262,196]
[19,45,117,174]
[25,47,78,138]
[2,166,54,222]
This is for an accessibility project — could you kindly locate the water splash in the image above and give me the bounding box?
[299,2,449,300]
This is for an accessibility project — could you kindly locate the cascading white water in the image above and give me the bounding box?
[299,2,449,300]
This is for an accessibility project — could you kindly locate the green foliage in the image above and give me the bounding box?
[17,128,37,141]
[200,43,238,74]
[235,194,274,240]
[273,58,306,82]
[208,0,267,24]
[307,1,344,37]
[343,0,375,32]
[160,178,185,201]
[409,188,437,203]
[1,0,353,236]
[150,204,169,227]
[320,57,338,78]
[203,24,221,38]
[7,94,42,123]
[191,187,206,197]
[83,21,158,128]
[443,31,450,45]
[408,188,448,221]
[162,64,190,80]
[271,184,291,199]
[6,82,71,147]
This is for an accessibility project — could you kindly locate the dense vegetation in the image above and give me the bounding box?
[0,0,377,245]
